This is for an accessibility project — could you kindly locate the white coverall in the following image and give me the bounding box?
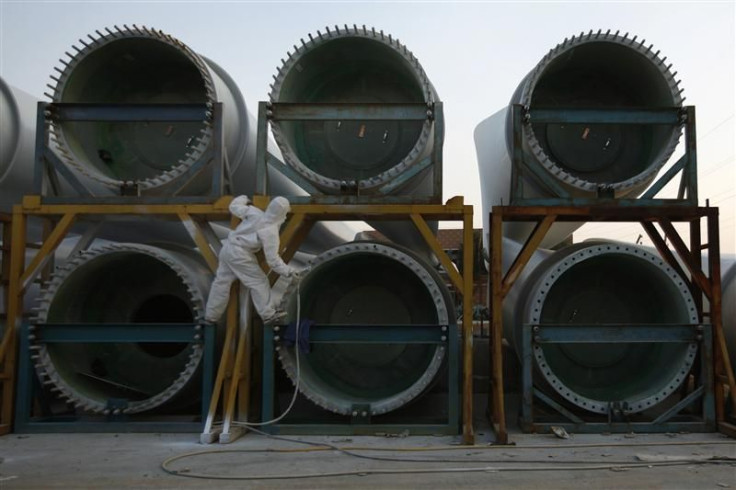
[204,196,295,323]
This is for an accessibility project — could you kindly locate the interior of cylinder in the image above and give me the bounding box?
[538,253,693,404]
[44,252,195,403]
[58,38,208,182]
[529,42,678,184]
[276,38,426,181]
[285,252,440,408]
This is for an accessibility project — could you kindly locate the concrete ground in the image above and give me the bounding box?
[1,420,734,490]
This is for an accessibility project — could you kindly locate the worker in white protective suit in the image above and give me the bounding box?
[204,195,296,325]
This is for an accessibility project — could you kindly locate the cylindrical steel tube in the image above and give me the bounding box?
[269,25,439,195]
[721,260,736,374]
[269,26,440,256]
[476,31,684,249]
[49,27,247,193]
[0,79,37,210]
[276,241,454,416]
[32,243,212,414]
[48,25,292,198]
[505,240,698,414]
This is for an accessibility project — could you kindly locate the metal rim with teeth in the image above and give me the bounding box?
[527,243,699,415]
[31,243,207,414]
[520,30,684,193]
[275,241,450,416]
[268,24,436,193]
[47,25,216,191]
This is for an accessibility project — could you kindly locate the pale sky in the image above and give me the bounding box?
[1,0,734,252]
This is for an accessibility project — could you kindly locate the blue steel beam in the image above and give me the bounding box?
[279,324,448,344]
[529,324,704,343]
[527,106,683,125]
[35,323,203,343]
[49,103,209,122]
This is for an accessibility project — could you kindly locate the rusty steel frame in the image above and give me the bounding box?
[489,205,735,442]
[203,196,475,445]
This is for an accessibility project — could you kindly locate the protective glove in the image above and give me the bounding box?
[290,266,311,281]
[228,195,252,218]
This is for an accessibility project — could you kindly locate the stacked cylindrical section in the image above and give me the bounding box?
[0,79,37,209]
[511,31,683,196]
[476,31,684,248]
[276,242,454,415]
[504,241,699,414]
[269,25,438,194]
[269,26,441,256]
[32,243,212,413]
[48,26,250,194]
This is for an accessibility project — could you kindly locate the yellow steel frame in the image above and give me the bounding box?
[202,196,476,445]
[0,196,475,445]
[0,196,235,435]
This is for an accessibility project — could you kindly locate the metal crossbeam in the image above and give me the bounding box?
[269,103,430,121]
[50,103,209,122]
[528,107,682,125]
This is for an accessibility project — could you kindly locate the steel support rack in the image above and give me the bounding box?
[202,196,475,445]
[488,205,735,441]
[0,196,238,434]
[14,322,215,432]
